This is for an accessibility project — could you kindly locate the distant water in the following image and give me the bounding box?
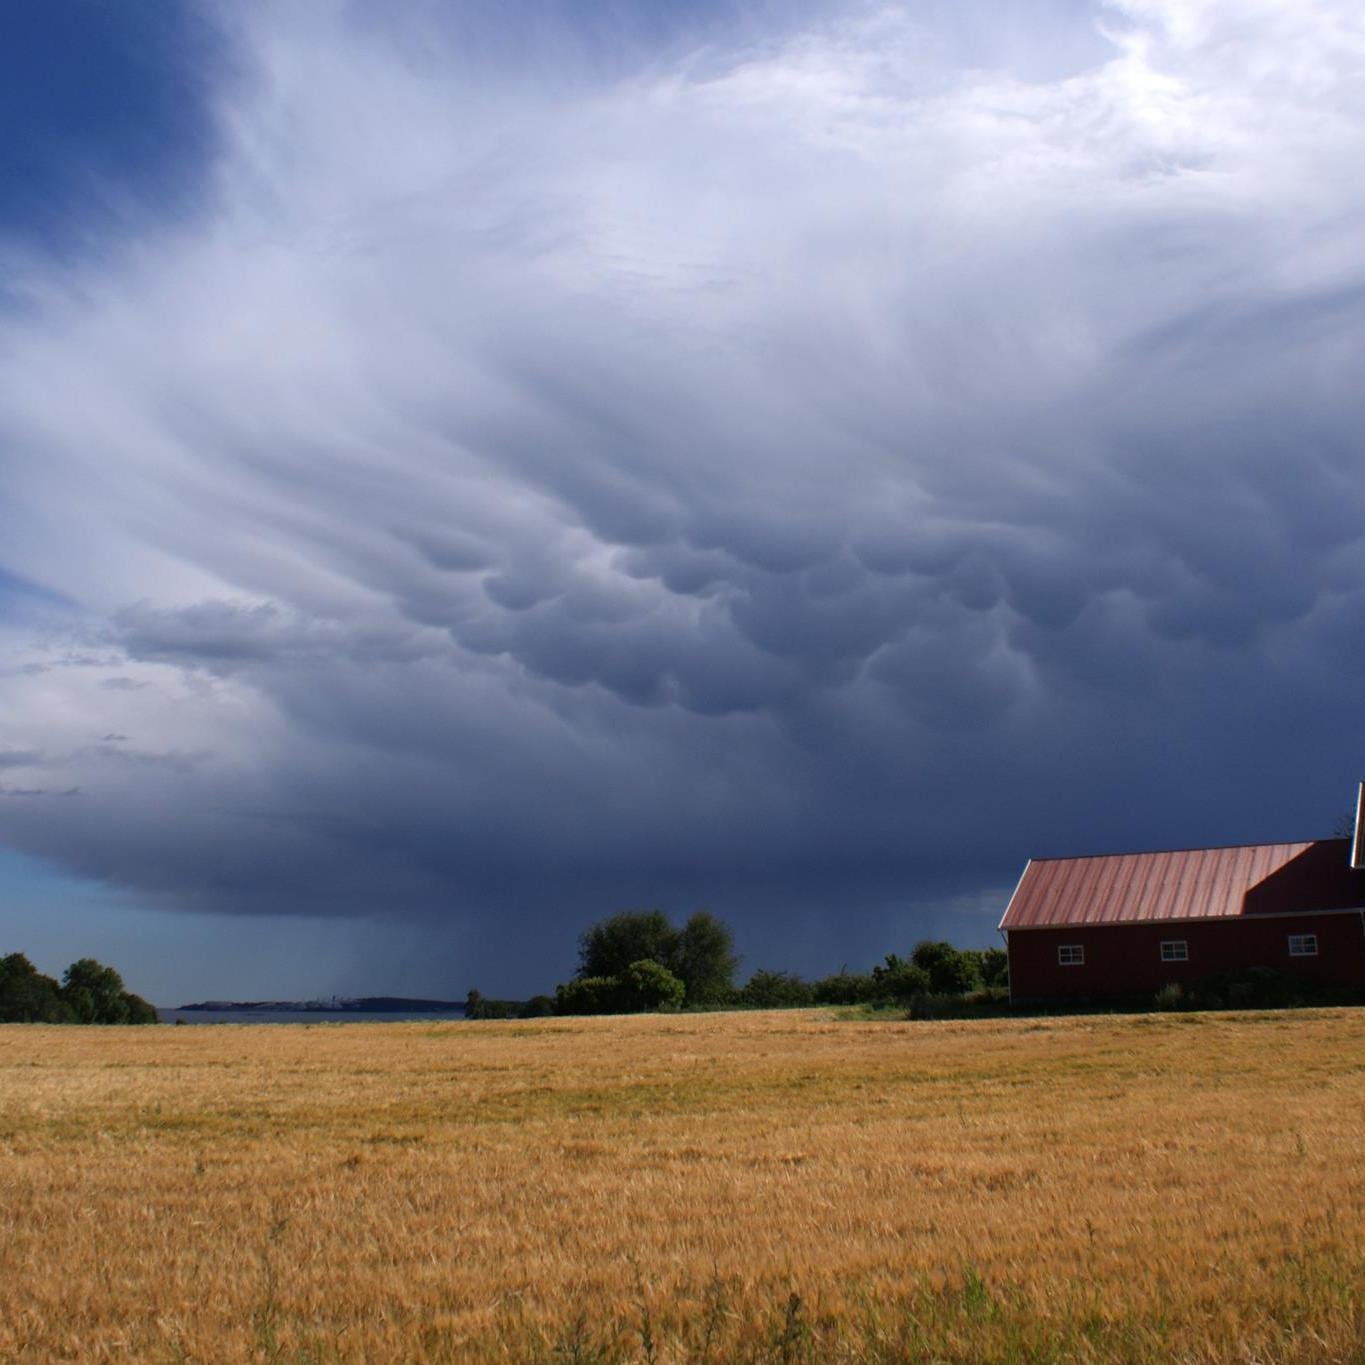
[157,1008,467,1025]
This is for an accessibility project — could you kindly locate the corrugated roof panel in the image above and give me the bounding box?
[999,839,1365,929]
[1086,853,1118,924]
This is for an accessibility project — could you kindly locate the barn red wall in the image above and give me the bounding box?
[1008,912,1365,1000]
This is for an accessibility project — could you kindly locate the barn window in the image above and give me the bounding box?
[1160,940,1188,962]
[1057,944,1085,966]
[1287,933,1318,957]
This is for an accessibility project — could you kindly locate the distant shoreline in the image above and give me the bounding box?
[174,996,467,1013]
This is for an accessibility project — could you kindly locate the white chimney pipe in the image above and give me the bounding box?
[1352,782,1365,870]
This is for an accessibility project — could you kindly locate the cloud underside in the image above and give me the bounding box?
[2,0,1364,980]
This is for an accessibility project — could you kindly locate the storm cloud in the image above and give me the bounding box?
[2,0,1364,993]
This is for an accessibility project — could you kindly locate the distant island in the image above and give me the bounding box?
[176,996,467,1013]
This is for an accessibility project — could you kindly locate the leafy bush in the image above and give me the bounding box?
[1153,982,1188,1012]
[518,995,557,1019]
[811,971,877,1005]
[554,976,622,1016]
[871,955,932,1003]
[972,947,1009,989]
[911,941,982,995]
[552,961,684,1014]
[739,970,814,1008]
[620,959,685,1012]
[476,1000,521,1020]
[464,989,524,1020]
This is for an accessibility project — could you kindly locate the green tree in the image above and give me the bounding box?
[674,912,738,1004]
[62,958,134,1023]
[577,911,678,981]
[0,953,73,1023]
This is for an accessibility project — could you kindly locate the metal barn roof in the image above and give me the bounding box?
[1000,838,1365,930]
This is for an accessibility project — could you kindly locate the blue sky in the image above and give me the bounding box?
[0,3,216,248]
[2,0,1365,1003]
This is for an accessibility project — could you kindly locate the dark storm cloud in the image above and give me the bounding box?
[1,0,1365,992]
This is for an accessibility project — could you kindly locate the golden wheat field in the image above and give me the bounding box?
[0,1008,1362,1364]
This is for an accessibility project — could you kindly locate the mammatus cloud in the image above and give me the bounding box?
[1,0,1364,989]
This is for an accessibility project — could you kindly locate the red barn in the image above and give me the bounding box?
[999,837,1365,1002]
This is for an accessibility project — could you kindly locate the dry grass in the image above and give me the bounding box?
[0,1007,1362,1363]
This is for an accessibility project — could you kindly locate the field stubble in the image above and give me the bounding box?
[0,1008,1362,1363]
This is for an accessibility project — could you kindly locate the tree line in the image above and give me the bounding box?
[465,910,1007,1018]
[0,953,157,1024]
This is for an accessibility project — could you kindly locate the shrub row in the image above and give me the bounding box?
[734,943,1008,1010]
[466,928,1011,1019]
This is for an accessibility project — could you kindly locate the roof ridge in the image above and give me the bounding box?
[1027,837,1339,864]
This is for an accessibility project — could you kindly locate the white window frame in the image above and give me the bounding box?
[1057,944,1085,966]
[1287,933,1318,958]
[1160,940,1189,962]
